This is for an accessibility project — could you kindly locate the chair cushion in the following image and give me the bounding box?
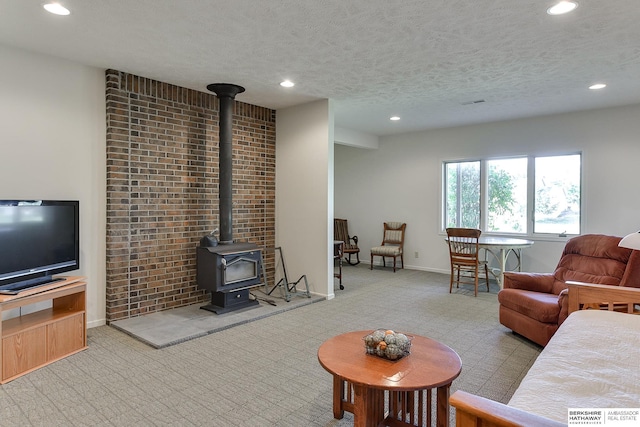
[552,234,630,294]
[498,289,560,324]
[384,229,404,243]
[371,245,401,256]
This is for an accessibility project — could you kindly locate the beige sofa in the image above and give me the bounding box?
[451,282,640,427]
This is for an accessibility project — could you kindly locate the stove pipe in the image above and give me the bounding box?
[206,83,245,245]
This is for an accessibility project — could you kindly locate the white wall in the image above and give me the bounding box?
[276,100,335,298]
[4,44,638,320]
[335,104,640,275]
[335,126,379,149]
[0,45,106,327]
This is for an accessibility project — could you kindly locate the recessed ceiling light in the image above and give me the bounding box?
[280,80,294,88]
[547,1,578,15]
[390,116,400,121]
[589,83,606,90]
[43,3,70,15]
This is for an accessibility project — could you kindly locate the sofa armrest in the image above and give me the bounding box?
[567,281,640,314]
[450,390,566,427]
[503,272,555,293]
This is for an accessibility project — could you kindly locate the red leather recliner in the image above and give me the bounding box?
[498,234,640,346]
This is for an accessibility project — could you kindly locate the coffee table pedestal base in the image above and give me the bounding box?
[333,378,451,427]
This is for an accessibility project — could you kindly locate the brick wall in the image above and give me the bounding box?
[105,70,276,322]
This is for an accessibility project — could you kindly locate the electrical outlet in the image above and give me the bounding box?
[414,251,419,258]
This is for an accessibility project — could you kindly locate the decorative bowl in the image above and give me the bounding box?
[363,329,412,360]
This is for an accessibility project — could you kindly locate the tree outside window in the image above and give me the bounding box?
[445,161,479,229]
[444,153,581,235]
[487,158,527,233]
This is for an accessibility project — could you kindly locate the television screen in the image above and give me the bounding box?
[0,200,79,293]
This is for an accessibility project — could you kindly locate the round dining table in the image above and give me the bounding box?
[477,236,534,287]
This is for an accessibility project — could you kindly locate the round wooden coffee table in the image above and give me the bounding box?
[317,331,462,427]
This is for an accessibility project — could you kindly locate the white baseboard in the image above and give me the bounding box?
[88,319,107,328]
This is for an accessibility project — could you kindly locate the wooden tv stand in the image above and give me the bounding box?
[0,276,87,384]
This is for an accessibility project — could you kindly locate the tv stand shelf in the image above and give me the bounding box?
[0,276,87,384]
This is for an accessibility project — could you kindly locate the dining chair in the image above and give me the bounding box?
[446,228,490,297]
[370,222,406,272]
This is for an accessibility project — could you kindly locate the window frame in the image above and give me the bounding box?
[442,152,582,238]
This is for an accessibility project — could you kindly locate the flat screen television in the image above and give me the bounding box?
[0,200,79,294]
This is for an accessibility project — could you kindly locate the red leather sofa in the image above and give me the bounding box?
[498,234,640,346]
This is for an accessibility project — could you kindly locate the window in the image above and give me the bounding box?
[444,154,581,235]
[487,158,527,233]
[445,161,480,229]
[534,155,581,234]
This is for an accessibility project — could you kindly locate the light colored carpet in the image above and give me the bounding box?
[0,265,541,426]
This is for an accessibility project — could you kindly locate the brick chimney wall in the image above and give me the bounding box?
[105,70,276,322]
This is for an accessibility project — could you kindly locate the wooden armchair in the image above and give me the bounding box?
[370,222,406,272]
[334,218,360,265]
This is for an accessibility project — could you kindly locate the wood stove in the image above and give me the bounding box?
[196,83,263,314]
[197,243,261,314]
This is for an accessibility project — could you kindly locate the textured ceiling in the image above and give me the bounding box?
[1,0,640,136]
